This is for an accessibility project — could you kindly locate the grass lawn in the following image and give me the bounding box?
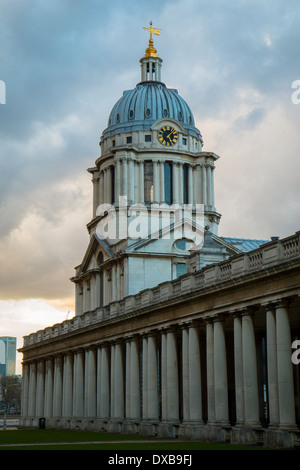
[0,429,273,450]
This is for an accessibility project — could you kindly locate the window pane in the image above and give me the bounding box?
[176,263,186,278]
[183,164,189,204]
[144,161,153,203]
[164,162,173,205]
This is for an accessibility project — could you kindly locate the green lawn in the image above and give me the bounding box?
[0,429,272,450]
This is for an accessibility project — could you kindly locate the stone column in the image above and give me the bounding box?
[166,328,179,420]
[188,165,193,206]
[182,326,190,421]
[36,360,45,417]
[122,158,128,201]
[98,345,110,418]
[161,331,167,420]
[86,348,97,417]
[206,320,215,423]
[193,165,201,205]
[63,352,73,417]
[265,305,279,426]
[206,165,212,206]
[115,159,121,204]
[234,314,244,425]
[128,157,135,204]
[44,358,54,418]
[142,336,148,419]
[242,310,260,426]
[73,350,85,418]
[28,362,37,417]
[125,340,131,418]
[21,363,30,418]
[213,316,229,424]
[159,160,165,203]
[110,343,115,418]
[53,355,63,417]
[178,162,183,204]
[99,170,104,207]
[103,168,108,205]
[275,300,296,428]
[188,324,202,421]
[93,174,99,217]
[147,334,159,420]
[130,338,140,420]
[210,166,215,208]
[114,342,124,419]
[139,161,144,204]
[202,164,207,206]
[153,160,159,203]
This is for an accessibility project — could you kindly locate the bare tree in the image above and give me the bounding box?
[0,375,21,414]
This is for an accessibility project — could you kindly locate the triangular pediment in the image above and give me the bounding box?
[73,234,114,277]
[124,217,205,254]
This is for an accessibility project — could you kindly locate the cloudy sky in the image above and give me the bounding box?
[1,0,300,373]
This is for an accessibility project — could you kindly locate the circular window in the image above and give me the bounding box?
[163,109,168,117]
[145,108,151,118]
[178,111,182,121]
[175,239,191,251]
[116,113,120,123]
[129,110,134,120]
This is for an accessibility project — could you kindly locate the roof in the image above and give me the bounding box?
[220,237,269,252]
[101,81,202,140]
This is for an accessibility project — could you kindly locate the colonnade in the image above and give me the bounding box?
[21,299,298,439]
[92,156,215,215]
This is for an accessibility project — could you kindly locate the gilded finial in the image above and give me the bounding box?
[143,21,161,57]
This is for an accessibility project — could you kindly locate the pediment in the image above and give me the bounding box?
[74,234,114,277]
[124,217,205,254]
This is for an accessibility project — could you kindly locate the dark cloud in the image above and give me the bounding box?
[0,0,300,307]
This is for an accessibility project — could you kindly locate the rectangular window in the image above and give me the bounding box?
[144,160,154,204]
[126,136,132,144]
[145,135,152,142]
[182,137,187,145]
[164,162,173,205]
[183,164,189,204]
[176,263,186,278]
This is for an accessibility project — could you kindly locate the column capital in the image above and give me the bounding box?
[240,306,257,317]
[179,319,201,329]
[212,312,228,323]
[273,297,290,309]
[261,301,276,311]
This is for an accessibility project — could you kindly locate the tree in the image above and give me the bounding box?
[0,375,21,413]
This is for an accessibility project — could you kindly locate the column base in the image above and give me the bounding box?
[157,420,181,438]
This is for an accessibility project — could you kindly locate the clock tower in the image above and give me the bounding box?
[72,25,224,314]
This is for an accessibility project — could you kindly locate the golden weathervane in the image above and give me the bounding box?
[143,21,161,57]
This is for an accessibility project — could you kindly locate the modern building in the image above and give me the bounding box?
[0,337,17,377]
[19,27,300,448]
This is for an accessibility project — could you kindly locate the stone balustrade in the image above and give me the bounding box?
[23,232,300,348]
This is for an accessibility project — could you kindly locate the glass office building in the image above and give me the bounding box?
[0,337,16,376]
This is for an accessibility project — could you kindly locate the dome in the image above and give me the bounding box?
[101,81,202,141]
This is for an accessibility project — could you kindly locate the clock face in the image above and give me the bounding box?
[158,126,178,146]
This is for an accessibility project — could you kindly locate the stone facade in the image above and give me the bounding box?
[19,32,300,448]
[20,232,300,447]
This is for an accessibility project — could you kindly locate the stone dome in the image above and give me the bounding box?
[101,80,202,141]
